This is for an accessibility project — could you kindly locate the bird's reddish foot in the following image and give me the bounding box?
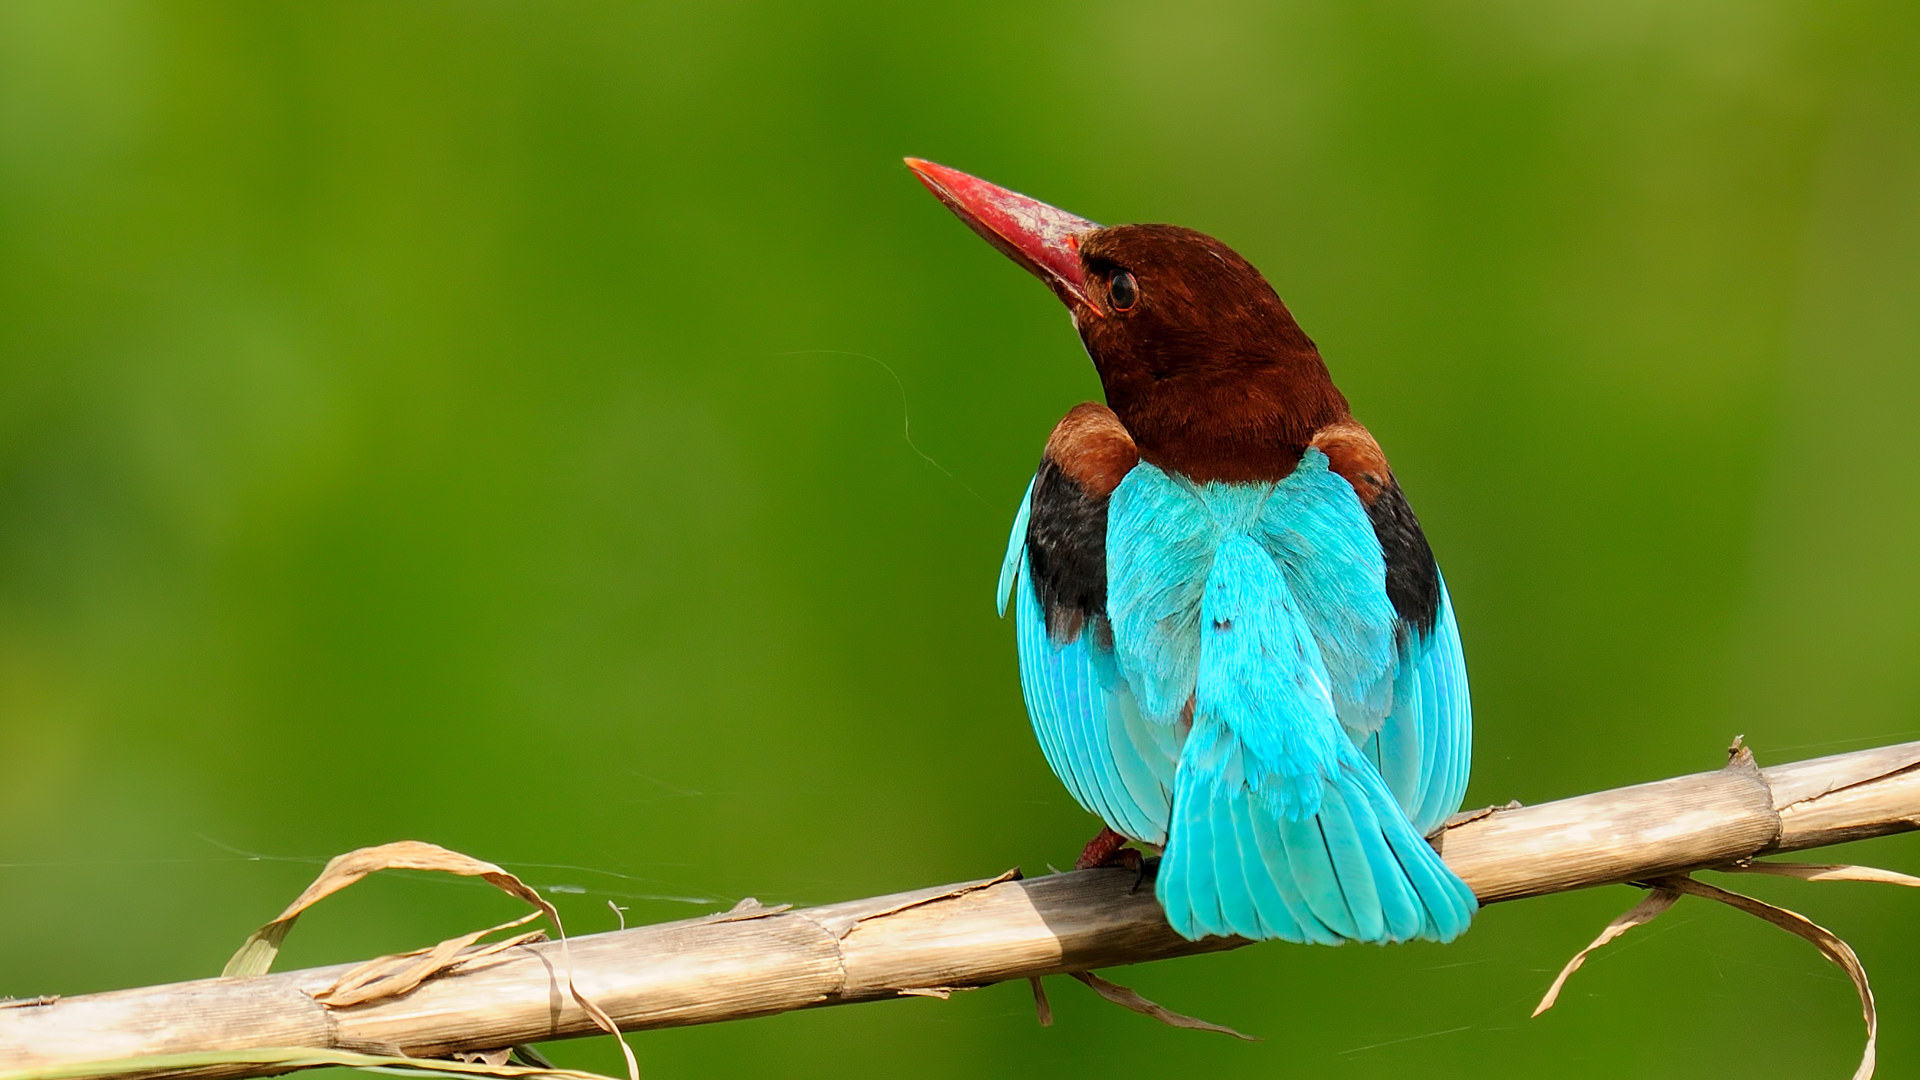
[1074,827,1144,872]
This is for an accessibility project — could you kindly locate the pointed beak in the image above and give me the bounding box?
[905,158,1100,312]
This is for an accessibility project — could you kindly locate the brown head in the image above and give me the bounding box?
[907,159,1349,483]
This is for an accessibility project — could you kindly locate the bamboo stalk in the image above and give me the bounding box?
[4,740,1919,1079]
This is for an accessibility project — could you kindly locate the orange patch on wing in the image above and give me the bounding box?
[1311,419,1392,505]
[1045,402,1139,498]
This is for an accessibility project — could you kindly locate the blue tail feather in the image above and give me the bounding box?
[1245,796,1342,944]
[1274,800,1359,941]
[1207,795,1262,939]
[1159,739,1477,945]
[1310,782,1386,942]
[1225,794,1299,941]
[1337,765,1424,941]
[1217,797,1264,939]
[1361,764,1477,942]
[1164,787,1222,939]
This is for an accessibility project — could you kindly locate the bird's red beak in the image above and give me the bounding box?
[905,158,1100,313]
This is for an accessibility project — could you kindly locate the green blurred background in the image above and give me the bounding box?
[4,2,1920,1077]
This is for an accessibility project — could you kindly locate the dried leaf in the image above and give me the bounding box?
[1532,884,1681,1017]
[1069,971,1259,1041]
[317,911,545,1007]
[222,920,296,980]
[220,841,641,1080]
[223,841,556,978]
[1721,861,1920,888]
[896,987,953,999]
[452,1049,514,1067]
[1656,875,1877,1080]
[439,929,554,975]
[1029,977,1053,1028]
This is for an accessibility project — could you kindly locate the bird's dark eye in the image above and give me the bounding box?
[1108,270,1138,311]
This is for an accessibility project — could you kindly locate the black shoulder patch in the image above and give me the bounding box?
[1365,477,1440,641]
[1026,456,1111,645]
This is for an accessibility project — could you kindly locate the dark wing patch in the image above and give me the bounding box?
[1028,403,1139,644]
[1027,460,1108,643]
[1312,419,1440,641]
[1365,477,1440,641]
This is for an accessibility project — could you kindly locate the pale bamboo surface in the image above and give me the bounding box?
[4,739,1919,1078]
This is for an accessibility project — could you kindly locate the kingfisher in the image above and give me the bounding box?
[907,159,1476,944]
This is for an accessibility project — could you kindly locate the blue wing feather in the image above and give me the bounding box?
[1006,484,1173,846]
[1011,567,1099,815]
[996,477,1034,618]
[1414,579,1473,832]
[1362,575,1471,835]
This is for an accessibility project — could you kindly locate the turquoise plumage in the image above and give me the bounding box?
[906,156,1477,947]
[1004,453,1475,943]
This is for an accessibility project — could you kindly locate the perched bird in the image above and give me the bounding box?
[907,159,1476,945]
